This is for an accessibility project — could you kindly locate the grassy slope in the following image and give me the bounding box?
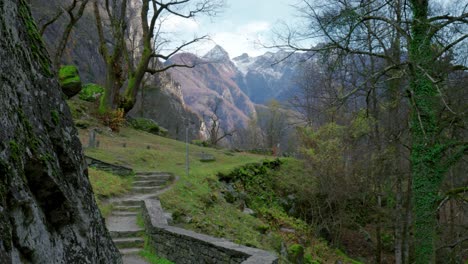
[79,127,272,246]
[71,97,359,263]
[79,127,362,263]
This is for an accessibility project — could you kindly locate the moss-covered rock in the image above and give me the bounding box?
[59,65,82,98]
[128,117,168,137]
[79,83,104,102]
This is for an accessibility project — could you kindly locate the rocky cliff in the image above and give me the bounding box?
[0,1,122,263]
[29,0,203,139]
[168,47,257,137]
[233,51,308,104]
[128,70,206,141]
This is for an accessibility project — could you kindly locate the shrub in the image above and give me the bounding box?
[288,244,305,263]
[192,139,209,147]
[79,83,104,102]
[128,117,168,136]
[100,108,125,132]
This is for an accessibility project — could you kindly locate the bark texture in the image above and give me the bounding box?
[0,1,122,263]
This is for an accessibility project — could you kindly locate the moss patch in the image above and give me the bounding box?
[59,65,82,97]
[51,110,59,125]
[79,83,104,102]
[128,118,168,137]
[18,0,52,76]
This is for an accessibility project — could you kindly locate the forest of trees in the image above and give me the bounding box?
[271,0,467,263]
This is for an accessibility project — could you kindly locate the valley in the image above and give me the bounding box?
[1,0,466,263]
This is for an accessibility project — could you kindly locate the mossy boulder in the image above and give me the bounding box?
[59,65,82,98]
[79,83,104,102]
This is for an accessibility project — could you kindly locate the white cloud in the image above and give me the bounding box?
[193,20,272,58]
[155,18,273,59]
[239,21,271,34]
[162,15,199,33]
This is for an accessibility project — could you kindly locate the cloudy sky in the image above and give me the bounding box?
[159,0,300,59]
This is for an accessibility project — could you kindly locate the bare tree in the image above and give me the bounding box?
[37,0,89,69]
[93,0,224,114]
[205,97,235,146]
[258,100,289,149]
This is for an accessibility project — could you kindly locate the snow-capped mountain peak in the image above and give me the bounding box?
[203,45,230,62]
[233,53,258,75]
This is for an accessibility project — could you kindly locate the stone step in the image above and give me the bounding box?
[112,211,138,217]
[133,179,167,187]
[113,205,141,212]
[110,230,144,239]
[119,248,142,255]
[132,186,164,194]
[113,237,144,249]
[115,200,143,207]
[133,174,172,181]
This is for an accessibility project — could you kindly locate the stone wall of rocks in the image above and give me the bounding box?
[85,156,133,176]
[142,199,278,264]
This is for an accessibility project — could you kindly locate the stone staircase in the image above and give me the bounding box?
[105,171,174,263]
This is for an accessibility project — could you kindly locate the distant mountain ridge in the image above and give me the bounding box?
[166,45,307,142]
[232,50,309,103]
[168,50,255,140]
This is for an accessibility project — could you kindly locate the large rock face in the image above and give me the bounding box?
[0,1,122,263]
[232,51,308,104]
[129,71,206,141]
[168,47,257,137]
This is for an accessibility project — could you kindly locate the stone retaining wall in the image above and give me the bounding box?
[85,156,133,176]
[142,199,278,264]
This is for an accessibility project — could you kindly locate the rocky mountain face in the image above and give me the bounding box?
[166,46,306,140]
[168,47,257,138]
[233,51,308,104]
[0,1,121,263]
[128,70,206,141]
[29,0,204,140]
[29,0,105,84]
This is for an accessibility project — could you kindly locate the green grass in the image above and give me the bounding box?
[139,249,173,264]
[88,167,132,197]
[81,127,268,174]
[79,127,274,246]
[88,167,132,217]
[136,212,144,228]
[79,126,360,261]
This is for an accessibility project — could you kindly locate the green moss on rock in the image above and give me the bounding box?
[79,83,104,102]
[59,65,82,98]
[51,110,59,125]
[129,117,168,137]
[9,141,21,162]
[18,0,52,77]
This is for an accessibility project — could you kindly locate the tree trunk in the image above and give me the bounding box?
[409,1,443,262]
[121,46,152,112]
[52,0,88,69]
[403,174,412,264]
